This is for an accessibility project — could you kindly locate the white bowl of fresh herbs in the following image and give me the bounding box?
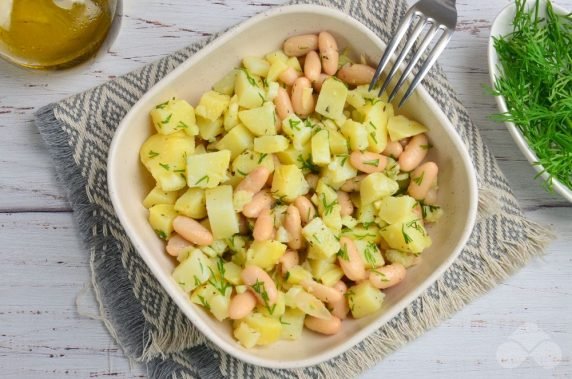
[488,0,572,202]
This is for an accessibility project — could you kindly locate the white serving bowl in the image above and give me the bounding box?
[108,4,478,369]
[488,1,572,202]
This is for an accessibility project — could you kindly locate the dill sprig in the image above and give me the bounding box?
[492,0,572,191]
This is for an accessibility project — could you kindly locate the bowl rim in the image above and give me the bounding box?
[108,3,479,368]
[487,0,572,202]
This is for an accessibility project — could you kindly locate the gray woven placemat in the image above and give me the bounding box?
[34,0,553,377]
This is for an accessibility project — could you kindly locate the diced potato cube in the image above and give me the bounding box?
[224,95,240,131]
[143,186,178,208]
[254,135,289,153]
[387,115,428,141]
[422,204,443,223]
[346,90,366,109]
[379,219,432,254]
[238,102,277,136]
[243,313,282,345]
[356,202,376,225]
[243,56,270,77]
[276,143,312,169]
[201,240,228,258]
[265,50,288,65]
[190,283,231,321]
[341,215,359,229]
[282,114,314,150]
[284,287,332,320]
[233,189,253,212]
[355,84,389,102]
[328,129,349,155]
[302,217,340,259]
[320,267,345,287]
[311,129,331,166]
[360,173,399,205]
[279,308,305,340]
[385,249,419,268]
[205,185,239,239]
[148,204,178,240]
[195,90,231,121]
[347,281,385,319]
[234,321,260,348]
[140,132,195,191]
[186,150,231,188]
[341,224,381,243]
[271,165,310,202]
[174,188,207,219]
[172,249,212,292]
[308,258,337,280]
[257,291,286,318]
[216,124,254,159]
[267,59,289,82]
[213,69,238,96]
[315,78,348,120]
[246,240,287,271]
[265,81,280,100]
[286,56,302,72]
[316,180,342,232]
[150,98,198,136]
[285,265,313,284]
[377,195,418,224]
[355,239,384,269]
[341,119,369,151]
[321,155,357,188]
[361,102,393,153]
[197,115,224,141]
[231,149,275,176]
[209,291,232,321]
[235,69,266,109]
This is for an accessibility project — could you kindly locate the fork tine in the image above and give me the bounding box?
[379,15,427,96]
[368,7,417,92]
[388,22,439,104]
[398,29,454,107]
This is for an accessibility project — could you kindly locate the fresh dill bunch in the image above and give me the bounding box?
[492,0,572,191]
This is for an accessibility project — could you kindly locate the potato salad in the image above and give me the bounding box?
[139,31,443,348]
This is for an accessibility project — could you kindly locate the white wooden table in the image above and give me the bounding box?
[1,1,571,377]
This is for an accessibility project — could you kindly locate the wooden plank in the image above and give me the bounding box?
[0,208,569,377]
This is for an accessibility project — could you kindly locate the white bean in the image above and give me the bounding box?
[407,162,438,201]
[253,207,274,241]
[337,64,376,85]
[399,134,429,172]
[228,291,257,320]
[304,50,322,82]
[291,77,315,117]
[283,34,319,57]
[369,263,407,289]
[243,190,274,218]
[318,31,339,75]
[172,216,213,246]
[241,265,278,305]
[305,315,341,335]
[338,237,367,281]
[284,204,303,250]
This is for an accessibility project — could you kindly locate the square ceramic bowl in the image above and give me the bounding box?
[488,0,572,202]
[108,4,478,369]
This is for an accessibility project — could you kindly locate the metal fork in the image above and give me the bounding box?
[369,0,458,107]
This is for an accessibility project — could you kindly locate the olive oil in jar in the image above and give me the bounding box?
[0,0,115,69]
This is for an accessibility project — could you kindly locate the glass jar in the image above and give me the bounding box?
[0,0,117,69]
